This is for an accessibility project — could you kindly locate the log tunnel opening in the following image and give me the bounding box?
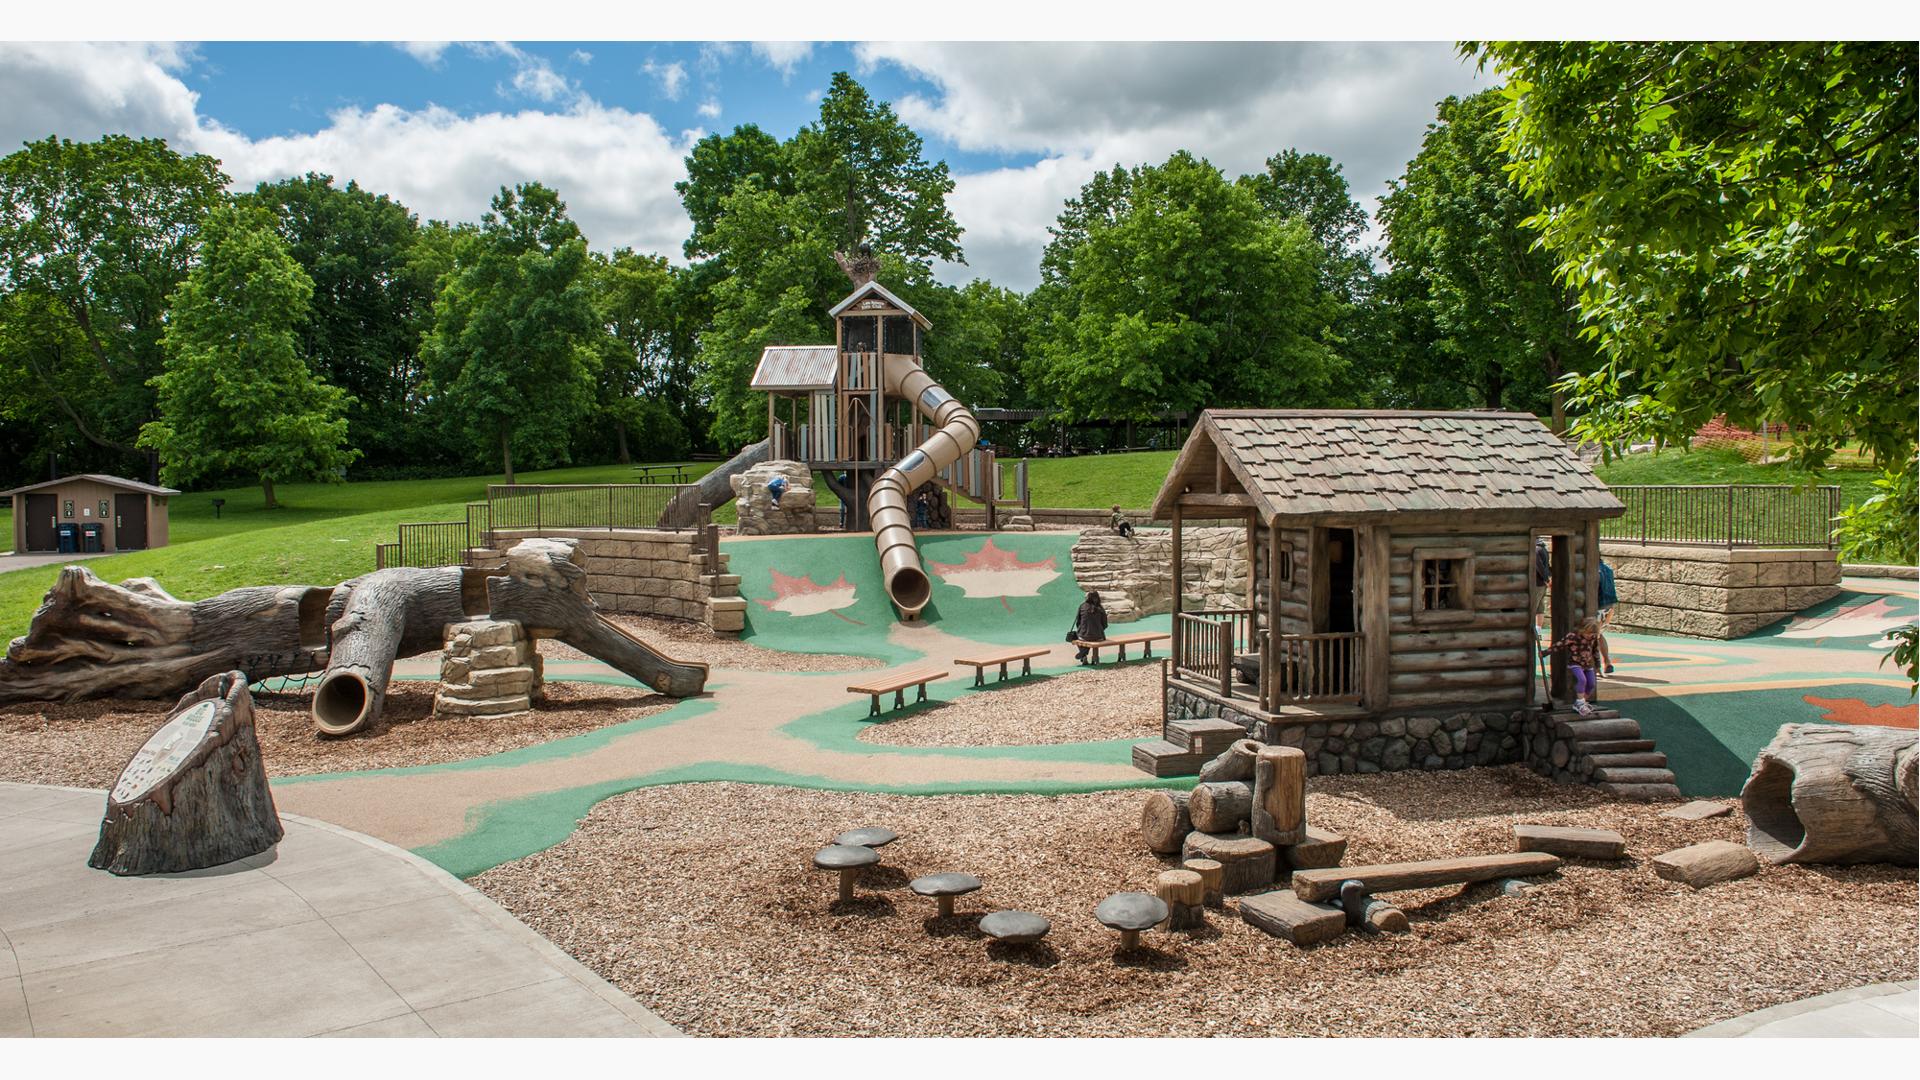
[312,671,370,737]
[297,587,336,650]
[460,567,491,617]
[1742,755,1806,861]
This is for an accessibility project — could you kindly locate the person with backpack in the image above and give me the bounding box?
[1597,558,1618,674]
[1070,591,1108,665]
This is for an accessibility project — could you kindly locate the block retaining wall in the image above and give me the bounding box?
[1600,542,1841,639]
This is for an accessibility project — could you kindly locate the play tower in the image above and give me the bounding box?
[749,262,1028,619]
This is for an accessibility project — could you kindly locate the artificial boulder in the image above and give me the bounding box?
[1742,723,1918,866]
[730,461,818,535]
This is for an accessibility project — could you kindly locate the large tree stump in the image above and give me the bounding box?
[1140,789,1193,855]
[1742,724,1918,865]
[1189,781,1255,833]
[1252,746,1306,846]
[1181,831,1276,894]
[88,671,282,876]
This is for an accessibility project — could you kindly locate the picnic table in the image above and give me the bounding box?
[632,463,690,484]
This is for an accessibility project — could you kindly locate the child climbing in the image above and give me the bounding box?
[1547,616,1605,716]
[766,473,789,509]
[1110,505,1135,538]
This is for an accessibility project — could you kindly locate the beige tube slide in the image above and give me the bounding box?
[868,353,981,619]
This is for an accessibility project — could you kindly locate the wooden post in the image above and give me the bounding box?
[1360,523,1391,711]
[1583,518,1601,626]
[1171,502,1183,659]
[1550,534,1571,702]
[1184,859,1225,906]
[1253,746,1306,846]
[1156,869,1206,931]
[1265,523,1281,712]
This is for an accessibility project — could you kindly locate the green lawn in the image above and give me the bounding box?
[1013,451,1178,509]
[1591,446,1882,509]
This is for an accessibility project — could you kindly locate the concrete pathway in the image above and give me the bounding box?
[0,550,113,572]
[0,782,677,1037]
[1687,981,1917,1037]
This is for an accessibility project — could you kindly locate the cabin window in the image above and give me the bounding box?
[1277,543,1294,584]
[1411,547,1477,624]
[883,315,915,355]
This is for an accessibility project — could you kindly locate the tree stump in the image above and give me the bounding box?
[1155,869,1206,931]
[1189,780,1255,833]
[1253,746,1306,846]
[1183,858,1224,906]
[1181,831,1276,894]
[1140,789,1193,855]
[1742,723,1918,865]
[1197,738,1262,783]
[88,671,282,876]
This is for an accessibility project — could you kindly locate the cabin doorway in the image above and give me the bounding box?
[1529,530,1575,705]
[1314,527,1356,634]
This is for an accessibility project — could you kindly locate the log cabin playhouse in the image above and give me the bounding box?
[1134,410,1680,799]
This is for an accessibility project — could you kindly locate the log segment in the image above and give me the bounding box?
[1155,869,1206,931]
[1292,852,1561,903]
[1197,738,1262,783]
[1140,790,1193,855]
[1252,746,1306,846]
[1652,840,1759,888]
[1189,781,1255,834]
[88,671,283,876]
[1182,832,1277,894]
[1184,858,1224,906]
[1742,723,1918,866]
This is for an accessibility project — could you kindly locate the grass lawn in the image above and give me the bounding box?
[1591,446,1883,509]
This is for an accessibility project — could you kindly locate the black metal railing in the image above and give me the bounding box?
[1603,484,1842,548]
[485,483,699,534]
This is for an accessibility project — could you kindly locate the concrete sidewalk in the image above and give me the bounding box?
[0,782,677,1037]
[1687,981,1917,1038]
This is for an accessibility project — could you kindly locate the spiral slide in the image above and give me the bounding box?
[867,353,982,619]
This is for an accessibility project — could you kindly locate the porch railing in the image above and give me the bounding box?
[1268,632,1363,704]
[1603,484,1841,548]
[1174,609,1255,697]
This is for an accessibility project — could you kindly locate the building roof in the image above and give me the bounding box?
[749,345,839,391]
[826,280,932,330]
[0,473,181,499]
[1149,410,1623,522]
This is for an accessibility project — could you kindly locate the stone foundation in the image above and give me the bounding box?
[436,619,543,720]
[1602,543,1841,638]
[1074,527,1248,622]
[481,528,740,634]
[1163,684,1526,776]
[729,461,817,535]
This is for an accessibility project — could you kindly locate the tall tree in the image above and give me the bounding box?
[788,72,964,263]
[674,123,790,261]
[589,248,689,463]
[244,173,429,470]
[1378,89,1597,427]
[419,183,598,483]
[1240,150,1371,260]
[0,135,229,479]
[1031,152,1342,423]
[137,205,356,508]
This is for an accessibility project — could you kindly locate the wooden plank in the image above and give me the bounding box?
[1240,891,1345,945]
[1388,628,1529,652]
[1388,669,1527,692]
[1359,523,1390,709]
[1292,852,1562,902]
[846,669,950,694]
[1513,824,1626,860]
[952,646,1052,666]
[1179,493,1255,509]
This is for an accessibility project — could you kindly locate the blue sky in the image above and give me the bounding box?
[1,41,1488,289]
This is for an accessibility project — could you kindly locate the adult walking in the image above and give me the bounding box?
[1071,591,1109,665]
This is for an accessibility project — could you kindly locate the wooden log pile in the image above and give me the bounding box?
[1141,741,1341,897]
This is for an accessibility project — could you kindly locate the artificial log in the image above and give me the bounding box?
[1140,789,1194,855]
[1155,869,1206,931]
[1252,746,1306,846]
[1293,852,1562,903]
[1184,858,1224,906]
[656,437,769,528]
[1742,723,1918,866]
[1197,738,1263,784]
[312,566,473,736]
[89,671,282,876]
[1182,831,1276,894]
[1361,898,1410,934]
[1189,781,1255,834]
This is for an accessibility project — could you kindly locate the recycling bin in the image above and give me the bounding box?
[81,523,105,552]
[56,523,79,553]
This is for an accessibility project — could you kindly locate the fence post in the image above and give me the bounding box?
[534,487,542,533]
[608,485,614,533]
[1726,485,1736,549]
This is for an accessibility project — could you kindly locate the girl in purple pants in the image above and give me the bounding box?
[1550,617,1605,716]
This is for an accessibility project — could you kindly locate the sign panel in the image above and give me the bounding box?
[111,700,218,803]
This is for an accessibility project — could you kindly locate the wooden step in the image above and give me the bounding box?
[1596,781,1684,802]
[1132,740,1207,777]
[1545,706,1621,721]
[1166,717,1246,755]
[1590,766,1678,785]
[1556,717,1642,742]
[1588,752,1669,770]
[1575,738,1658,755]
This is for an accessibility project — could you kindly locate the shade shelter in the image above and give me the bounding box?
[3,474,178,554]
[1148,410,1623,725]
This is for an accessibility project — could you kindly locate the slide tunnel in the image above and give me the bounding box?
[868,354,981,619]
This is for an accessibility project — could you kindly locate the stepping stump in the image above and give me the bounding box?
[1652,840,1758,889]
[979,910,1051,946]
[813,844,880,903]
[1155,869,1206,931]
[1281,825,1347,873]
[835,826,898,848]
[1140,790,1193,855]
[1513,824,1627,860]
[1181,832,1277,894]
[1252,746,1306,846]
[1240,891,1344,946]
[910,872,982,918]
[1183,858,1224,906]
[1095,892,1168,951]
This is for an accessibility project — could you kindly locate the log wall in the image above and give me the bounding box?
[1384,527,1551,711]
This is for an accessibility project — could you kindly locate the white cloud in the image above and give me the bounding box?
[854,42,1486,289]
[644,58,687,101]
[696,98,722,119]
[395,42,451,67]
[0,42,696,260]
[751,41,813,78]
[570,49,593,65]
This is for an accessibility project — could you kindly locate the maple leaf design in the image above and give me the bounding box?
[754,568,862,622]
[1801,694,1918,730]
[926,538,1061,600]
[1780,596,1910,640]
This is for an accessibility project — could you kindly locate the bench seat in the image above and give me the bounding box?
[848,668,949,716]
[1072,631,1171,663]
[952,646,1053,686]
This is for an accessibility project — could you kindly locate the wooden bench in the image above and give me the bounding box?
[848,668,949,716]
[953,646,1052,687]
[1072,631,1171,664]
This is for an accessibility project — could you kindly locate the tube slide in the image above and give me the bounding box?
[868,354,982,619]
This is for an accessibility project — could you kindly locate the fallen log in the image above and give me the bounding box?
[1140,789,1193,855]
[1189,781,1254,833]
[89,671,282,876]
[1197,738,1262,783]
[1293,852,1562,903]
[1742,723,1918,866]
[657,438,769,528]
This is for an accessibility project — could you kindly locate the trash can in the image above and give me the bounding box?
[81,523,104,553]
[56,523,79,553]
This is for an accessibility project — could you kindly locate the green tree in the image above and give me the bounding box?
[1031,152,1342,423]
[1240,149,1371,268]
[1378,90,1598,428]
[137,205,356,508]
[789,72,963,263]
[420,183,598,482]
[675,123,790,261]
[1473,42,1917,555]
[589,248,690,463]
[244,173,430,470]
[0,135,229,479]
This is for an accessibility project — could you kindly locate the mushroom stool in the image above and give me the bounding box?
[979,910,1051,946]
[835,827,898,849]
[1095,892,1169,951]
[813,844,881,903]
[910,872,982,918]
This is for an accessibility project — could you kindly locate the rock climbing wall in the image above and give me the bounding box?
[1071,527,1249,623]
[730,461,819,536]
[435,619,544,721]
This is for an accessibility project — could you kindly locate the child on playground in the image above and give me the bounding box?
[1110,506,1135,538]
[1548,616,1606,716]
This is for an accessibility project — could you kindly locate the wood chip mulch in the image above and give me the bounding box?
[472,770,1918,1038]
[857,663,1162,747]
[0,679,673,787]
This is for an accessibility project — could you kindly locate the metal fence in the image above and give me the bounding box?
[1603,484,1842,549]
[485,483,697,534]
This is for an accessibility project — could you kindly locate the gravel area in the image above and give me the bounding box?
[473,769,1917,1037]
[857,663,1161,747]
[0,679,673,787]
[542,614,882,673]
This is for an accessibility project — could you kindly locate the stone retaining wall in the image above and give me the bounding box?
[1073,527,1248,622]
[1601,542,1841,638]
[484,528,706,623]
[1164,684,1526,776]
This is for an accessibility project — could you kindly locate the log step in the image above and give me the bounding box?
[1574,738,1657,755]
[1132,740,1207,777]
[1167,717,1248,753]
[1596,781,1684,802]
[1590,766,1678,785]
[1587,752,1669,769]
[1545,706,1620,721]
[1556,717,1642,742]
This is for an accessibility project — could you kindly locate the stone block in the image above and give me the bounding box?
[710,609,745,633]
[1811,558,1842,585]
[449,619,522,648]
[1726,586,1787,614]
[434,692,533,718]
[1755,562,1793,587]
[466,665,538,694]
[471,643,530,667]
[1670,560,1734,587]
[440,655,472,683]
[1785,584,1840,611]
[1239,891,1345,946]
[1652,840,1759,889]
